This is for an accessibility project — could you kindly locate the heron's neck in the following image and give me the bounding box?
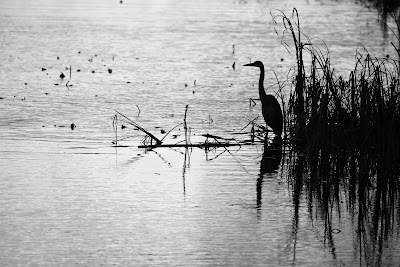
[258,66,266,99]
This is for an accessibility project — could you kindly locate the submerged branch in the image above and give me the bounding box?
[115,110,162,145]
[138,142,247,149]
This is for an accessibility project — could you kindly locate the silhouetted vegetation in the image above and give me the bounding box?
[274,9,400,265]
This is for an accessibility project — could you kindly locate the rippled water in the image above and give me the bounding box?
[0,0,399,266]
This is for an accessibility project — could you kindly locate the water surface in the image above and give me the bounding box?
[0,0,399,266]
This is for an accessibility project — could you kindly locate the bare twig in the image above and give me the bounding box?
[115,110,162,145]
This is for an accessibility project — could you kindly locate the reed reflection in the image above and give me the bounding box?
[287,148,400,266]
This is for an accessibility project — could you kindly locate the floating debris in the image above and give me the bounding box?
[108,69,112,74]
[115,110,162,146]
[114,107,252,151]
[41,67,46,71]
[60,72,65,79]
[232,61,236,70]
[71,123,76,130]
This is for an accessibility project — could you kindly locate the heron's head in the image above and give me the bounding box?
[243,61,264,68]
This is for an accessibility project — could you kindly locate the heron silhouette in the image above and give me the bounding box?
[244,61,283,137]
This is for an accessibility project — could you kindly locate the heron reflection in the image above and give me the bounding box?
[257,136,283,208]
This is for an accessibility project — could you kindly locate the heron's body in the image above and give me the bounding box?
[244,61,283,136]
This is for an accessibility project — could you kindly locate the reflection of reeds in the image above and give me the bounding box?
[275,9,400,264]
[360,0,400,61]
[359,0,400,33]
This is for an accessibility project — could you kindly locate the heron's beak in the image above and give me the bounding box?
[243,62,255,67]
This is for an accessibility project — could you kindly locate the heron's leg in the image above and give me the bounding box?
[264,131,270,144]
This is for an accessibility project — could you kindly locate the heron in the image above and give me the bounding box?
[244,61,283,137]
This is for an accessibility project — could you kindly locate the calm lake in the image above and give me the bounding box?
[0,0,399,266]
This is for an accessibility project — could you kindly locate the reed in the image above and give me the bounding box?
[275,9,400,263]
[277,9,400,174]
